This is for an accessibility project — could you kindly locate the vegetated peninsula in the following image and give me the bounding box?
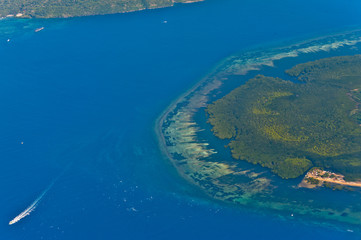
[0,0,202,18]
[207,55,361,180]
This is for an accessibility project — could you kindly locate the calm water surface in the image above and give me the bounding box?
[1,0,361,239]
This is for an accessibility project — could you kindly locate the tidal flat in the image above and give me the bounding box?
[157,29,361,228]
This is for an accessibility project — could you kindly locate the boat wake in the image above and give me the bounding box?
[8,163,71,225]
[9,181,55,225]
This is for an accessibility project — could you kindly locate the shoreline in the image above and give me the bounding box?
[0,0,204,19]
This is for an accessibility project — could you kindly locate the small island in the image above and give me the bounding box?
[158,31,361,226]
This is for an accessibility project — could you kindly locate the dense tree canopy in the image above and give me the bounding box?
[207,55,361,179]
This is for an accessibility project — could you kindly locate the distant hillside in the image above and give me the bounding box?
[0,0,202,18]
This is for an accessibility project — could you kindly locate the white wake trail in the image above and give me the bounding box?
[9,163,71,225]
[9,180,56,225]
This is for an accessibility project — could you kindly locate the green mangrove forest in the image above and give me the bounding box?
[207,55,361,180]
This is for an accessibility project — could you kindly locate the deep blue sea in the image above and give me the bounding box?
[1,0,361,239]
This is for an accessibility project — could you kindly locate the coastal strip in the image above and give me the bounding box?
[0,0,204,19]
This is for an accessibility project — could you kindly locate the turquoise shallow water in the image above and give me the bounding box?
[1,0,361,239]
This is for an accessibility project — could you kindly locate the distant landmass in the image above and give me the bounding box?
[0,0,202,18]
[207,55,361,180]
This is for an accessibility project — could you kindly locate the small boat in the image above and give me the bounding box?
[35,27,44,32]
